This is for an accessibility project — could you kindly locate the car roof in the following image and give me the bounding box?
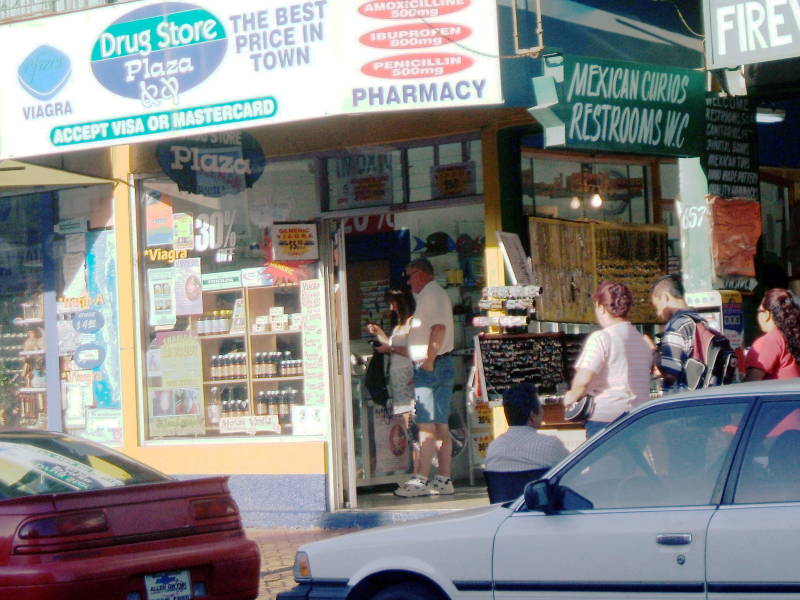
[645,379,800,408]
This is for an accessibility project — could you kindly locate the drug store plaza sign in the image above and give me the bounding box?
[0,0,502,159]
[530,55,706,157]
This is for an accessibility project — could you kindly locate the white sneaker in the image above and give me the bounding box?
[430,475,455,495]
[394,476,431,497]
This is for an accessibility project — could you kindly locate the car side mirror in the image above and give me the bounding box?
[523,479,557,514]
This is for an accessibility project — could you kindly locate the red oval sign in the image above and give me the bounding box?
[359,23,472,50]
[358,0,470,20]
[361,53,473,79]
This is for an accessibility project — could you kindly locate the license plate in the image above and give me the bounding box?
[144,570,192,600]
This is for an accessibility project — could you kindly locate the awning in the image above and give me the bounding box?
[0,160,114,190]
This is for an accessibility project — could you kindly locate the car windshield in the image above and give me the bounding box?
[0,432,169,498]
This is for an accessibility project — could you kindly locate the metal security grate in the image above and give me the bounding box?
[0,0,121,22]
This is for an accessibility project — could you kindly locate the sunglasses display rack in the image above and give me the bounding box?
[470,285,542,333]
[475,332,567,400]
[473,331,589,433]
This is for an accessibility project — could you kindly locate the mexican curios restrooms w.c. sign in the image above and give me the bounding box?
[531,55,706,157]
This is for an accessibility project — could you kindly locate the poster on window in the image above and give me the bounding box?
[272,223,319,261]
[64,382,92,428]
[173,258,202,316]
[145,192,174,247]
[329,153,394,210]
[147,267,176,327]
[62,252,87,299]
[85,408,123,445]
[172,213,195,251]
[431,161,476,199]
[372,406,410,474]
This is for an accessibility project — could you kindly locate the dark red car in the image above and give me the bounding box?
[0,430,260,600]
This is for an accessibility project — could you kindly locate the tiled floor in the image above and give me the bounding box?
[252,528,357,599]
[354,483,491,511]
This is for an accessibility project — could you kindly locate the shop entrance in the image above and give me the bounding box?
[329,204,490,510]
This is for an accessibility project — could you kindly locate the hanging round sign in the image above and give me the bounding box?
[156,131,266,197]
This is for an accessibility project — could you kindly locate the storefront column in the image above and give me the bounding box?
[111,146,138,450]
[678,157,713,293]
[482,125,508,289]
[481,124,516,438]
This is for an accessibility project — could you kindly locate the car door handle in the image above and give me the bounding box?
[656,533,692,546]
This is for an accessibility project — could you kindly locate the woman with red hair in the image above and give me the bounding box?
[744,288,800,381]
[564,281,654,438]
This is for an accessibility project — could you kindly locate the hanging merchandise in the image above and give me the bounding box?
[709,196,761,278]
[364,350,389,407]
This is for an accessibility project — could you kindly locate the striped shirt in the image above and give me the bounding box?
[659,310,701,391]
[574,321,653,422]
[485,426,568,472]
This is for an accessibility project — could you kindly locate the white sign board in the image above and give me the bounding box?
[496,231,534,285]
[0,0,502,159]
[704,0,800,68]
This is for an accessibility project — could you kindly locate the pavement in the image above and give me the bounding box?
[249,528,359,599]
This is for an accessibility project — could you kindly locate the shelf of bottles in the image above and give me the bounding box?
[4,297,47,428]
[194,284,306,436]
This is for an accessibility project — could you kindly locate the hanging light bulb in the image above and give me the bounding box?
[590,191,603,208]
[569,196,581,210]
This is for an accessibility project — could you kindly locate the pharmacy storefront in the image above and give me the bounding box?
[0,0,507,523]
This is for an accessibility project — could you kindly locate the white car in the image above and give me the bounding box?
[279,379,800,600]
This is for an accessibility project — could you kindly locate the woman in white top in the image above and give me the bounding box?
[367,288,418,469]
[563,281,654,439]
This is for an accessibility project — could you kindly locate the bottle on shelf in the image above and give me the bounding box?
[238,385,249,414]
[256,390,267,415]
[278,390,290,427]
[197,313,208,336]
[206,386,221,427]
[221,386,231,416]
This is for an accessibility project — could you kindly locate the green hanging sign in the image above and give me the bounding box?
[530,55,706,157]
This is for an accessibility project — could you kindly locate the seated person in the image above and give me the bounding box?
[485,382,569,473]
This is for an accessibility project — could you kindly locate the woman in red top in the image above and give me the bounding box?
[744,288,800,381]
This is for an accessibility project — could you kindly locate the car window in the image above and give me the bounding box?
[734,400,800,504]
[0,432,169,498]
[558,403,747,510]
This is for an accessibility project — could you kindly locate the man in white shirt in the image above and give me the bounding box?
[485,382,568,472]
[395,258,456,497]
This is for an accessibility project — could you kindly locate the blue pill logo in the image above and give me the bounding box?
[18,45,72,101]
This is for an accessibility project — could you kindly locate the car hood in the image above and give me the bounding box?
[302,503,513,586]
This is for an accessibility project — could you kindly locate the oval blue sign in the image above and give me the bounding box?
[74,343,107,370]
[156,131,266,197]
[90,2,227,102]
[72,309,105,334]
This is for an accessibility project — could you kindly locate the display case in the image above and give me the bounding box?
[189,283,307,436]
[144,276,322,439]
[0,295,48,428]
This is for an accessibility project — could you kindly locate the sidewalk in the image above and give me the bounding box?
[249,528,358,599]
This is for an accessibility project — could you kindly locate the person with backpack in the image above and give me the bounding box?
[744,288,800,381]
[650,274,736,392]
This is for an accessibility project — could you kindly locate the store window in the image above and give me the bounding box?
[521,154,650,224]
[0,187,120,444]
[408,139,482,203]
[759,179,791,267]
[137,151,328,441]
[323,136,482,210]
[0,193,52,429]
